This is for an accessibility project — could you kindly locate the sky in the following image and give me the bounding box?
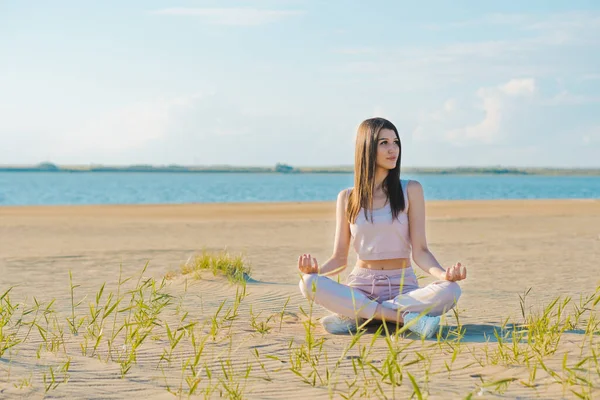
[1,1,600,168]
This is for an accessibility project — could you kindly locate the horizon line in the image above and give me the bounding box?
[1,162,600,170]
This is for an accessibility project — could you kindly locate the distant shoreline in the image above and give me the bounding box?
[1,163,600,176]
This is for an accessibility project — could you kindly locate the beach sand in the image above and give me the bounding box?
[1,200,599,398]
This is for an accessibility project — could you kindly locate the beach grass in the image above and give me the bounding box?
[178,250,252,284]
[0,264,598,398]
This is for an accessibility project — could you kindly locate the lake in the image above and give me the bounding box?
[1,172,599,206]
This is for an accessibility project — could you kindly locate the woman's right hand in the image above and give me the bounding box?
[444,262,467,282]
[298,253,319,274]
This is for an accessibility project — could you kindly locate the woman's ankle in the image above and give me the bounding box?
[373,304,404,323]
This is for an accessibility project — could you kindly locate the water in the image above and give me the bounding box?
[1,172,599,206]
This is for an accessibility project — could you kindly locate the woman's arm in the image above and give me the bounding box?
[407,180,466,281]
[316,189,351,276]
[299,189,351,276]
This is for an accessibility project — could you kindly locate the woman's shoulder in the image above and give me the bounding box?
[403,178,421,187]
[405,179,424,197]
[337,187,353,202]
[400,178,419,189]
[400,178,420,185]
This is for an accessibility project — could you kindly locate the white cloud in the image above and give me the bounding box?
[524,11,600,33]
[149,8,304,26]
[582,127,600,145]
[445,90,503,144]
[447,80,535,143]
[500,78,536,96]
[543,91,600,105]
[414,78,537,145]
[426,99,457,122]
[60,94,205,153]
[443,99,457,113]
[337,11,600,90]
[423,13,529,30]
[0,86,319,165]
[371,105,389,118]
[425,11,600,37]
[334,47,380,55]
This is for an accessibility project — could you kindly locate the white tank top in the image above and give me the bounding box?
[349,179,411,260]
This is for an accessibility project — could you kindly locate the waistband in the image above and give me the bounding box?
[349,266,416,278]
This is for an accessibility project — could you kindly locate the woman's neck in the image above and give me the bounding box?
[374,168,388,193]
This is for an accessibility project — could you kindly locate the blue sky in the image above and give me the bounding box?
[1,1,599,167]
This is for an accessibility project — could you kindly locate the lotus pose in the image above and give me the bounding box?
[298,117,467,337]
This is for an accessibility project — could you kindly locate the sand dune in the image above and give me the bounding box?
[1,200,599,398]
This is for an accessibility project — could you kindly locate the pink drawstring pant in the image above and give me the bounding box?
[299,266,461,320]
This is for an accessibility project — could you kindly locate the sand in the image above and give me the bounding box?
[1,199,599,399]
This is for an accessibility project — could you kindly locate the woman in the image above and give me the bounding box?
[298,117,466,337]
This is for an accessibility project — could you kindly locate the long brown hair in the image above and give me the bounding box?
[347,117,405,223]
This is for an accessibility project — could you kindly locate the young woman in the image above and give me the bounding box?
[297,117,467,337]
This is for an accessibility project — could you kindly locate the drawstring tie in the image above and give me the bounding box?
[370,274,393,300]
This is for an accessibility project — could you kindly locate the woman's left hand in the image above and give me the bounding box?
[444,262,467,282]
[298,253,319,275]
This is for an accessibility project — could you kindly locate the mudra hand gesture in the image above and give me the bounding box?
[444,262,467,282]
[298,253,319,274]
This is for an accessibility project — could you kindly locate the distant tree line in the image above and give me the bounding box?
[1,162,600,176]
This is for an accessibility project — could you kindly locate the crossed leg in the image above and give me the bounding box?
[299,274,461,322]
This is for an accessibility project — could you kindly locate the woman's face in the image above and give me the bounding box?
[375,128,400,170]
